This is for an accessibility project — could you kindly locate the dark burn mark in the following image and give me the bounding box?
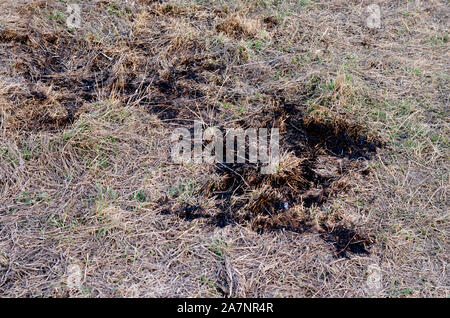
[323,226,371,258]
[3,26,377,257]
[3,23,224,131]
[160,100,378,257]
[175,204,207,221]
[3,31,114,131]
[30,90,48,101]
[263,16,279,29]
[161,101,379,257]
[303,120,376,160]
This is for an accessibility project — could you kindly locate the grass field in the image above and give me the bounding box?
[0,0,448,297]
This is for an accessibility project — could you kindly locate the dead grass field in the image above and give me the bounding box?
[0,0,448,297]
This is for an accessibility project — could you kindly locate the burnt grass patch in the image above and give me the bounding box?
[0,11,379,258]
[164,99,379,258]
[1,29,116,130]
[1,23,222,130]
[133,56,225,124]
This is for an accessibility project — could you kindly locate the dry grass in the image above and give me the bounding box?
[0,0,448,297]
